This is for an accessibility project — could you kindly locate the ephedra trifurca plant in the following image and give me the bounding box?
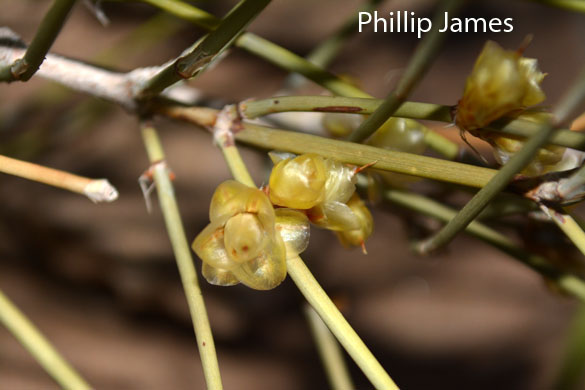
[2,0,585,389]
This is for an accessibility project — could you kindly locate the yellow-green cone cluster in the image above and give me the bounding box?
[456,40,584,176]
[193,153,376,290]
[457,40,546,132]
[192,180,309,290]
[268,152,373,251]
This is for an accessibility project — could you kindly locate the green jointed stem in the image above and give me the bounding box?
[304,0,384,68]
[139,0,271,97]
[221,146,256,187]
[384,189,585,301]
[477,195,537,220]
[241,96,453,122]
[288,255,398,389]
[347,0,464,143]
[93,12,185,66]
[236,33,370,98]
[212,105,257,187]
[0,289,91,390]
[141,0,219,30]
[304,305,355,390]
[284,0,384,90]
[141,124,223,390]
[417,66,585,253]
[235,123,496,188]
[0,0,76,82]
[541,207,585,258]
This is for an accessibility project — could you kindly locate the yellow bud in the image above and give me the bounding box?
[268,153,358,210]
[201,262,239,286]
[275,208,310,256]
[457,40,546,131]
[192,180,287,290]
[269,154,327,209]
[322,158,357,204]
[518,58,546,106]
[192,221,239,271]
[267,152,364,234]
[308,201,361,232]
[336,194,374,252]
[232,234,287,290]
[224,213,268,263]
[209,180,257,225]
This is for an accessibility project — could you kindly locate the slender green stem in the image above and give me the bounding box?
[530,0,585,13]
[241,96,453,122]
[304,304,355,390]
[416,67,585,253]
[477,195,537,220]
[541,206,585,258]
[236,32,370,98]
[288,255,399,390]
[139,0,270,98]
[557,162,585,202]
[0,289,91,390]
[234,122,497,188]
[0,0,76,82]
[221,146,256,187]
[383,189,585,301]
[553,305,585,390]
[140,0,219,30]
[140,123,223,390]
[347,0,464,143]
[136,0,459,158]
[306,0,384,69]
[283,0,384,90]
[93,12,185,66]
[245,96,458,157]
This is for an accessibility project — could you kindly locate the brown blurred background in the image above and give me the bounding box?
[1,0,585,389]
